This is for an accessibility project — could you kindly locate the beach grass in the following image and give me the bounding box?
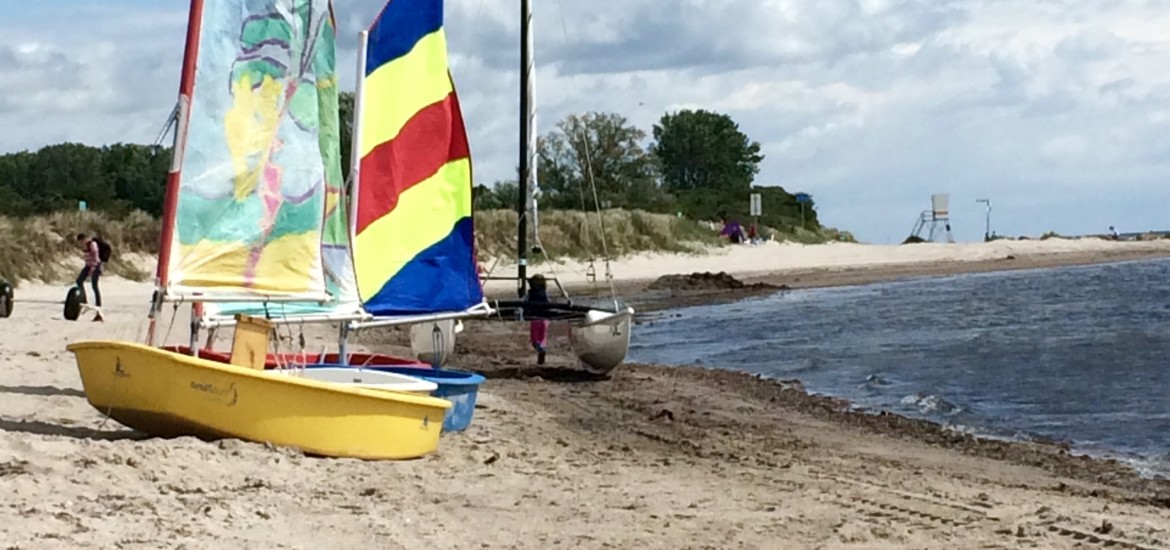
[0,208,849,285]
[0,209,726,285]
[473,209,726,263]
[0,210,157,285]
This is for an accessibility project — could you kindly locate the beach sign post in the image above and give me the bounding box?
[795,192,812,229]
[976,199,991,241]
[750,193,762,238]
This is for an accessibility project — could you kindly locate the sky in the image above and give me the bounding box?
[1,0,1167,244]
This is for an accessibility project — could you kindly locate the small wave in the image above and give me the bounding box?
[858,374,892,388]
[900,392,965,416]
[779,355,825,375]
[1117,453,1170,480]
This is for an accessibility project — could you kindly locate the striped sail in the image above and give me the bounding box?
[353,0,483,316]
[166,0,338,302]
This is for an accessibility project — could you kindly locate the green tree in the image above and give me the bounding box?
[31,143,115,212]
[0,151,34,215]
[537,112,670,212]
[102,143,169,216]
[0,143,170,217]
[651,109,763,195]
[473,181,516,210]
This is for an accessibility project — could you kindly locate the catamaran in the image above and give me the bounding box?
[481,0,636,374]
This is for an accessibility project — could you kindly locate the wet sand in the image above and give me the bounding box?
[2,246,1170,548]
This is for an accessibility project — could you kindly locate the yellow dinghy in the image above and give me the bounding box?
[68,341,451,460]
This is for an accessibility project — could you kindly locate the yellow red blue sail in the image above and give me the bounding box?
[353,0,482,316]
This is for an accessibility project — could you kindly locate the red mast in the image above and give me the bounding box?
[148,0,206,345]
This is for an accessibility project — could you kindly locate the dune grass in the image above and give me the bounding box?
[474,209,724,263]
[0,211,157,285]
[0,208,849,285]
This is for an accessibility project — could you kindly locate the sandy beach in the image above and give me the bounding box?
[2,239,1170,549]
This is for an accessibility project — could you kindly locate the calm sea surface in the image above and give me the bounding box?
[629,257,1170,477]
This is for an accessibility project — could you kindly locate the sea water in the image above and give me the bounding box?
[629,257,1170,477]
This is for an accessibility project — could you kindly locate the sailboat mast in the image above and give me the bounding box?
[148,0,206,345]
[516,0,533,298]
[157,0,206,292]
[348,30,370,245]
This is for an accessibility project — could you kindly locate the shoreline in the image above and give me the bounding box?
[590,247,1170,486]
[483,244,1170,489]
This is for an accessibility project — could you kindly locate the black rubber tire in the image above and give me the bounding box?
[0,282,12,318]
[64,286,85,321]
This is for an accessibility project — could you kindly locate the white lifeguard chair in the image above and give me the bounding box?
[909,193,955,243]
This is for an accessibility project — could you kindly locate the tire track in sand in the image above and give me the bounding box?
[821,472,1169,550]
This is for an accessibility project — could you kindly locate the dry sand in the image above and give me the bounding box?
[2,240,1170,549]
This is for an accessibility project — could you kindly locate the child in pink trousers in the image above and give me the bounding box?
[526,274,550,365]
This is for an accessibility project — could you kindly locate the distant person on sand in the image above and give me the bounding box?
[76,233,104,322]
[720,218,746,244]
[525,274,550,365]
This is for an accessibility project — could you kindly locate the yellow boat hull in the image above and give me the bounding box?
[66,341,452,460]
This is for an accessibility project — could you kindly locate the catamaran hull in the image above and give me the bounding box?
[569,308,635,375]
[67,341,451,460]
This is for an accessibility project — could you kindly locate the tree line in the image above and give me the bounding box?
[0,143,171,217]
[466,108,821,232]
[0,96,820,232]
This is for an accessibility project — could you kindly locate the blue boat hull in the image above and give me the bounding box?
[308,364,485,432]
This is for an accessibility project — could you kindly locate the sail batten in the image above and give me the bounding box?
[354,0,483,317]
[165,0,340,301]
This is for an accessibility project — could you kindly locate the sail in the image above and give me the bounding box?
[201,3,361,320]
[165,0,339,302]
[352,0,484,316]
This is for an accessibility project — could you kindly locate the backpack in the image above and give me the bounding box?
[94,238,112,263]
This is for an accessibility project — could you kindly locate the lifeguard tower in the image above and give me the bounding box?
[908,193,955,243]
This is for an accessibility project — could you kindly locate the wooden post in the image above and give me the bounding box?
[230,314,274,370]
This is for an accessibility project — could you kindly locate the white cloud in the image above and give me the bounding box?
[1,0,1168,243]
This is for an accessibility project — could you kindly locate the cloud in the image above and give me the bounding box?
[1,0,1168,243]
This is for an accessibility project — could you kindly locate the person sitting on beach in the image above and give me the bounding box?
[525,274,551,365]
[75,233,104,322]
[720,219,746,244]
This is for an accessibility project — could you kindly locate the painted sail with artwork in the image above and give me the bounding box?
[352,0,484,316]
[164,0,339,303]
[201,0,362,318]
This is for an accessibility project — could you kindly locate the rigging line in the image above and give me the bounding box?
[554,0,619,302]
[162,300,181,348]
[552,4,596,265]
[479,208,525,281]
[153,104,179,147]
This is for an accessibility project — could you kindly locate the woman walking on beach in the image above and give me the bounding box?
[75,233,104,322]
[526,274,550,365]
